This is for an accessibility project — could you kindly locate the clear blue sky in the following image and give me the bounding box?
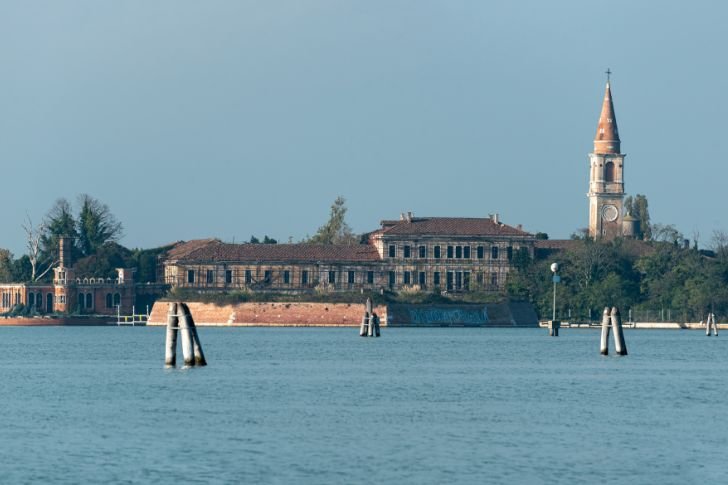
[1,0,726,255]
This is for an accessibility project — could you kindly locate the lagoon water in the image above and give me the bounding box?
[1,327,727,484]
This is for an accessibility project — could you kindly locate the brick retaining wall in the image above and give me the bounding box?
[148,301,387,327]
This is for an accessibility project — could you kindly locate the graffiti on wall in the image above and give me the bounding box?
[408,307,489,325]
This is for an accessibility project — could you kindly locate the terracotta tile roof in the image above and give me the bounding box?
[165,239,221,261]
[379,217,532,237]
[594,81,621,154]
[166,240,382,263]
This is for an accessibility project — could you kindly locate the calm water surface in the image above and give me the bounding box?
[1,327,726,484]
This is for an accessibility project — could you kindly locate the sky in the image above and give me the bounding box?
[1,0,727,255]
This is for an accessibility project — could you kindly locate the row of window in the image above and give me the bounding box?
[391,270,498,290]
[2,292,56,312]
[1,292,123,311]
[183,268,500,288]
[76,292,122,309]
[1,292,21,308]
[187,269,376,286]
[388,244,514,260]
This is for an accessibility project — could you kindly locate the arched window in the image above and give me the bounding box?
[113,293,121,306]
[28,293,35,307]
[36,292,42,309]
[86,293,93,310]
[106,293,113,309]
[605,161,615,182]
[78,293,85,309]
[47,293,54,313]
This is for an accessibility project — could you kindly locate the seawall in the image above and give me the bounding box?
[540,321,727,330]
[147,301,540,327]
[0,316,114,326]
[148,301,386,327]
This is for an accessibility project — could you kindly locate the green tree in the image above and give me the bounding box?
[40,198,78,262]
[0,249,14,283]
[77,194,123,256]
[308,196,357,245]
[11,255,33,283]
[72,242,133,278]
[633,194,651,240]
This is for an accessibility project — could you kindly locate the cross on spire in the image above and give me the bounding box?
[605,68,612,83]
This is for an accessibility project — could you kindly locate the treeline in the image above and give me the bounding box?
[0,194,360,285]
[0,195,166,284]
[507,232,728,322]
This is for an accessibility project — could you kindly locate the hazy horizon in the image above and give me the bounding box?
[2,1,727,255]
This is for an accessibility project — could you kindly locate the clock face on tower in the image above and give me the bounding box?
[602,204,619,222]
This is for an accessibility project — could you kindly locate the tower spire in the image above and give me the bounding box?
[594,71,620,154]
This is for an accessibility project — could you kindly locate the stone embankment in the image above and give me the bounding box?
[147,301,540,327]
[148,301,386,327]
[540,321,726,330]
[0,316,113,326]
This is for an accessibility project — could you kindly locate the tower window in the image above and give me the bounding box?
[605,161,615,182]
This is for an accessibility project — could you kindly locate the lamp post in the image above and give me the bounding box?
[550,262,560,322]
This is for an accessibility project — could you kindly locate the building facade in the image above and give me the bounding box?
[163,214,535,294]
[0,238,136,316]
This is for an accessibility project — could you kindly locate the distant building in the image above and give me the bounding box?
[0,238,136,315]
[162,214,535,294]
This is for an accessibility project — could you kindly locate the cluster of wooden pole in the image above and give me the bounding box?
[359,297,380,337]
[706,313,719,337]
[165,302,207,367]
[600,306,628,356]
[548,320,560,337]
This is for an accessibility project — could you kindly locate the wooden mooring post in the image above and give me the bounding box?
[706,312,719,337]
[548,320,560,337]
[600,305,628,356]
[165,302,179,367]
[600,307,611,355]
[359,297,380,338]
[165,302,207,367]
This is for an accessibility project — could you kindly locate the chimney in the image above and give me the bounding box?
[59,237,72,268]
[406,211,413,222]
[491,213,500,224]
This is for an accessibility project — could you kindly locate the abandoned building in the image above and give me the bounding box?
[0,238,137,315]
[162,213,535,294]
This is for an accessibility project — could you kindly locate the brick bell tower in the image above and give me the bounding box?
[588,70,625,240]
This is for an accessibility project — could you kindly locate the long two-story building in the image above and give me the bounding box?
[163,213,535,294]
